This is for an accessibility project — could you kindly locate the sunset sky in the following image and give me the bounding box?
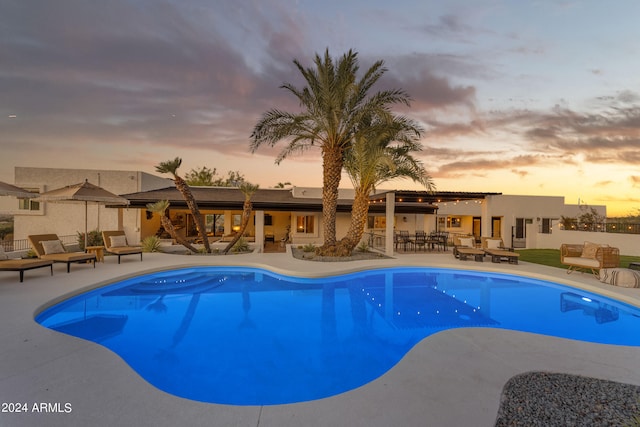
[2,0,639,216]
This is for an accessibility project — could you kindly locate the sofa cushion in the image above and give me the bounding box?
[562,256,601,268]
[41,240,66,255]
[486,239,501,249]
[581,241,599,259]
[599,268,640,288]
[459,237,475,247]
[0,245,7,261]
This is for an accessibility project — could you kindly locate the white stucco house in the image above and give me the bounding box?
[9,167,171,245]
[3,167,611,255]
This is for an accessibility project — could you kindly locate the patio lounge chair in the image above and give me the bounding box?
[560,242,620,278]
[102,231,143,264]
[481,237,520,264]
[452,235,476,258]
[28,234,96,273]
[0,246,53,282]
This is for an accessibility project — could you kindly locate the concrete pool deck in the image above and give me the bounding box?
[1,249,639,427]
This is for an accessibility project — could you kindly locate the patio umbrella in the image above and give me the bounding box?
[0,181,36,198]
[35,179,129,249]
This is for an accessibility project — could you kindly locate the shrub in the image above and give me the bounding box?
[141,235,162,253]
[302,243,316,252]
[77,230,103,251]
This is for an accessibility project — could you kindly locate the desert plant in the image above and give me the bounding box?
[146,200,198,253]
[251,49,413,255]
[156,158,210,253]
[356,241,370,252]
[141,235,162,253]
[231,237,250,253]
[25,249,37,259]
[302,243,316,252]
[223,182,258,254]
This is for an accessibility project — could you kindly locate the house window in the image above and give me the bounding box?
[515,218,533,238]
[541,218,552,234]
[232,214,242,232]
[18,189,40,211]
[206,214,225,235]
[295,215,315,234]
[447,217,461,228]
[367,215,386,229]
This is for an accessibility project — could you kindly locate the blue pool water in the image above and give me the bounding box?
[36,267,640,405]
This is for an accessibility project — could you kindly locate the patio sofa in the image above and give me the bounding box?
[560,242,620,277]
[102,230,143,264]
[28,234,96,273]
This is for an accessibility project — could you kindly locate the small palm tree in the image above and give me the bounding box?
[341,115,435,253]
[251,49,412,256]
[223,182,259,254]
[156,158,210,253]
[146,200,198,253]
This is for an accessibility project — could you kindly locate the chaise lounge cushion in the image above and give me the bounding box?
[599,268,640,288]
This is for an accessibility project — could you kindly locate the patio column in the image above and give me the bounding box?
[254,210,264,253]
[385,192,395,256]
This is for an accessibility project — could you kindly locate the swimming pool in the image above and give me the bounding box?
[36,266,640,405]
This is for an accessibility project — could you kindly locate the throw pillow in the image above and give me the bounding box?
[486,239,501,249]
[110,235,128,247]
[42,240,66,255]
[459,237,475,247]
[581,241,599,259]
[599,268,640,288]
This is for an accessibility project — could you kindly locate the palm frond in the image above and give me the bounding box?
[155,157,182,176]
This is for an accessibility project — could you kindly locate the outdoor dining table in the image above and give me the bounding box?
[396,232,448,252]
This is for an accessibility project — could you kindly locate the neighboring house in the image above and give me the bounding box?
[12,167,171,244]
[10,167,607,255]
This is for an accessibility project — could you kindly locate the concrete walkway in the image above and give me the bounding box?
[1,249,639,427]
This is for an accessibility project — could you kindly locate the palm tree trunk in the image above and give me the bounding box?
[340,187,371,253]
[174,176,211,253]
[161,215,199,253]
[318,146,343,254]
[223,199,252,254]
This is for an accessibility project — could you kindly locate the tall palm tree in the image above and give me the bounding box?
[146,200,199,253]
[156,158,210,253]
[341,115,435,253]
[223,182,259,254]
[250,49,412,255]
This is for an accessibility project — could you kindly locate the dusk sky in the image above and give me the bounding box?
[2,0,639,216]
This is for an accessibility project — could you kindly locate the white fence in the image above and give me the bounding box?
[529,225,640,256]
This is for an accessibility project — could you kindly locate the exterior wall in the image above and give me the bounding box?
[435,195,607,248]
[13,167,170,244]
[535,228,640,256]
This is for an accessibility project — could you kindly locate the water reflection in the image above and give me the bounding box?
[560,292,620,324]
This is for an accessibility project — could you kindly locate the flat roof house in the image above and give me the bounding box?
[8,167,607,255]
